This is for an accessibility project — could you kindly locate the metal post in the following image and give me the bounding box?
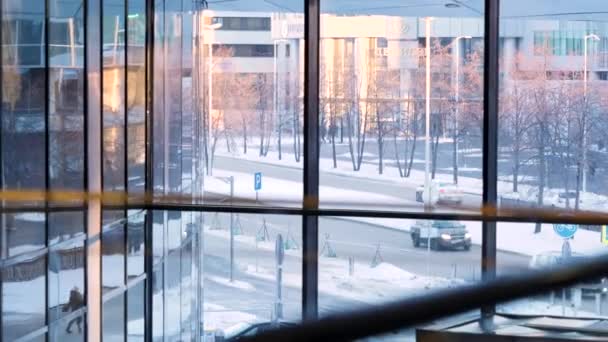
[583,37,588,193]
[230,175,234,282]
[275,234,284,322]
[582,34,599,193]
[303,0,320,322]
[424,17,432,208]
[481,0,500,329]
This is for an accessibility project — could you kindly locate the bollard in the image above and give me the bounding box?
[349,257,355,277]
[451,264,457,279]
[596,293,602,316]
[370,244,383,268]
[320,233,337,258]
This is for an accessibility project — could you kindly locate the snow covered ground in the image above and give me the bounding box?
[215,145,608,212]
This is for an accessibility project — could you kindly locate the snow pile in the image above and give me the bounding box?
[207,275,256,292]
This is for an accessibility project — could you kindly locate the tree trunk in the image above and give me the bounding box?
[259,111,265,156]
[406,122,418,177]
[535,125,546,234]
[278,117,282,160]
[452,132,458,184]
[340,117,344,143]
[393,127,404,177]
[431,134,440,179]
[376,109,383,175]
[242,119,248,154]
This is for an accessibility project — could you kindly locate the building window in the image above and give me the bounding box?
[215,17,271,31]
[213,44,274,58]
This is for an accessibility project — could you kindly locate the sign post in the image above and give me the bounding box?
[553,224,577,315]
[254,172,262,202]
[274,234,284,322]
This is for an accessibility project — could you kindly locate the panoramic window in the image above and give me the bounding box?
[164,0,305,207]
[319,0,484,212]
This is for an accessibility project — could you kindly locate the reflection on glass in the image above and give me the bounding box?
[102,224,125,292]
[49,0,85,191]
[49,211,85,245]
[2,254,47,341]
[127,281,145,341]
[103,0,126,192]
[48,241,85,326]
[319,1,484,211]
[2,212,46,258]
[127,210,145,278]
[1,1,46,193]
[152,268,164,340]
[103,293,125,341]
[127,0,146,193]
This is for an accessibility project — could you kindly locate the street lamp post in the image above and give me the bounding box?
[204,14,222,177]
[424,17,433,209]
[273,38,290,159]
[582,33,599,193]
[453,35,472,178]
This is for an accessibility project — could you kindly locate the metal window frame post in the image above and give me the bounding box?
[481,0,500,327]
[303,0,320,322]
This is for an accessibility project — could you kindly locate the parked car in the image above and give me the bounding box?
[415,181,463,205]
[410,220,472,251]
[209,321,298,341]
[529,251,608,296]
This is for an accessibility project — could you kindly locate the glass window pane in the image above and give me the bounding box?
[499,1,608,213]
[319,1,484,212]
[151,1,304,206]
[1,1,46,194]
[103,293,125,342]
[48,240,85,325]
[203,213,301,336]
[2,254,47,341]
[127,0,146,193]
[2,212,45,258]
[127,281,145,341]
[102,221,125,292]
[319,217,480,338]
[49,211,85,245]
[49,0,85,192]
[103,0,126,192]
[497,222,607,317]
[127,210,145,279]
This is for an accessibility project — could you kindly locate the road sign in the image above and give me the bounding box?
[553,224,578,239]
[602,226,608,245]
[254,172,262,191]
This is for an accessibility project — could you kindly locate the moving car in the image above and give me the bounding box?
[529,251,608,296]
[415,181,463,205]
[410,220,472,251]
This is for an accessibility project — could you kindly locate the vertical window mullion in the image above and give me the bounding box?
[482,0,500,324]
[302,0,320,322]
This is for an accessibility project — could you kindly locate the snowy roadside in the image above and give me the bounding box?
[215,148,608,212]
[336,216,605,257]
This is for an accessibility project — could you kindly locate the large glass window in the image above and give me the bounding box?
[49,0,85,192]
[319,217,480,328]
[202,213,302,337]
[319,1,484,212]
[170,0,305,207]
[2,254,47,341]
[498,1,608,213]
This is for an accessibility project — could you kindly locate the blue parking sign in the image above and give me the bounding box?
[553,224,577,239]
[254,172,262,191]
